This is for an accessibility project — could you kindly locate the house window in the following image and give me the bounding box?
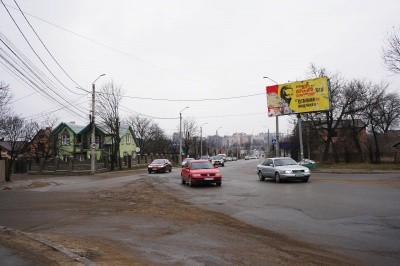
[76,134,82,144]
[61,130,70,145]
[38,143,44,152]
[126,134,130,144]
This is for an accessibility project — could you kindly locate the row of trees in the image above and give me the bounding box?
[292,64,400,163]
[292,26,400,163]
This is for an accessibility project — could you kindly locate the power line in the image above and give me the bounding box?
[1,1,85,96]
[13,0,85,93]
[2,2,253,98]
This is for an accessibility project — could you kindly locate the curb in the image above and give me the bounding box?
[0,226,97,266]
[0,180,33,191]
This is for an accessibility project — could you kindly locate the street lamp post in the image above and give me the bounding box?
[216,127,222,155]
[91,74,105,174]
[179,107,189,166]
[200,123,207,156]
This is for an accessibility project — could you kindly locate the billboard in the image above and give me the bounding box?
[266,77,330,117]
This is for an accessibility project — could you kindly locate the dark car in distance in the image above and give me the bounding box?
[148,159,172,173]
[181,160,222,187]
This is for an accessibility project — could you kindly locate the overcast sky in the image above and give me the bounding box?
[1,0,399,138]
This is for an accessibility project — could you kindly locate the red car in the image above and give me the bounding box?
[181,160,222,187]
[148,159,172,173]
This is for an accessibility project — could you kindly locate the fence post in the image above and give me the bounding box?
[128,155,132,168]
[40,158,45,173]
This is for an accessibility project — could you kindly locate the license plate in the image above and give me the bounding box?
[295,174,304,177]
[204,178,214,180]
[153,168,157,170]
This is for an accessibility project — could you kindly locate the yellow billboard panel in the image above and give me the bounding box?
[266,77,330,116]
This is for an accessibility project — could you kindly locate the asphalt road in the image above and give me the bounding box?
[160,159,400,266]
[0,160,399,265]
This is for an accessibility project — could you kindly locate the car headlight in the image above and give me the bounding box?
[284,170,292,174]
[215,173,221,177]
[304,169,310,173]
[192,174,201,177]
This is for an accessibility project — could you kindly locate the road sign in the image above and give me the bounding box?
[91,143,96,149]
[271,139,276,145]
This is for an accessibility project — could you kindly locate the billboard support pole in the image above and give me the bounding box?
[297,114,304,161]
[276,116,280,157]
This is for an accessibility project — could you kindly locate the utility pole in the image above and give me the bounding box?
[179,107,189,166]
[91,74,105,174]
[200,123,207,156]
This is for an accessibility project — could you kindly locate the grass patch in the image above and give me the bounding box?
[316,162,400,170]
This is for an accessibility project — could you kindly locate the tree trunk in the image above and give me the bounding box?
[372,131,381,164]
[5,159,12,182]
[322,135,332,163]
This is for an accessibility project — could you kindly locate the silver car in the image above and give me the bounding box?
[257,157,310,183]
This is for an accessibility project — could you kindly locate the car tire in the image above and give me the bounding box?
[189,177,194,187]
[169,168,172,172]
[148,170,151,174]
[258,171,265,181]
[216,182,221,186]
[302,178,309,182]
[222,164,224,167]
[181,175,185,184]
[275,172,281,183]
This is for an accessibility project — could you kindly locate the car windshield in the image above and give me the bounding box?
[191,162,214,170]
[213,156,223,160]
[274,158,297,166]
[183,158,194,162]
[152,159,165,164]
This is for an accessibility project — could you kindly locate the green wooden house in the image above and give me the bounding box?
[52,122,139,161]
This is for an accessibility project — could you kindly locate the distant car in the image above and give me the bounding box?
[148,159,172,173]
[232,157,237,161]
[199,155,211,161]
[245,156,250,160]
[181,160,222,186]
[256,157,310,183]
[182,157,195,167]
[211,155,224,167]
[218,154,227,162]
[226,157,232,162]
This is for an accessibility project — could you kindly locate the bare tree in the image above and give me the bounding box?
[24,115,59,161]
[0,115,37,181]
[147,124,171,154]
[0,81,12,121]
[181,118,198,158]
[302,63,360,162]
[362,82,387,163]
[376,91,400,132]
[382,26,400,75]
[129,115,159,154]
[96,80,124,170]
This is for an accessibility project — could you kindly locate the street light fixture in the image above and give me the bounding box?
[200,123,207,157]
[179,107,189,166]
[91,74,105,174]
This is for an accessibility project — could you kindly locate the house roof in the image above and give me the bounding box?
[53,122,86,135]
[0,141,26,151]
